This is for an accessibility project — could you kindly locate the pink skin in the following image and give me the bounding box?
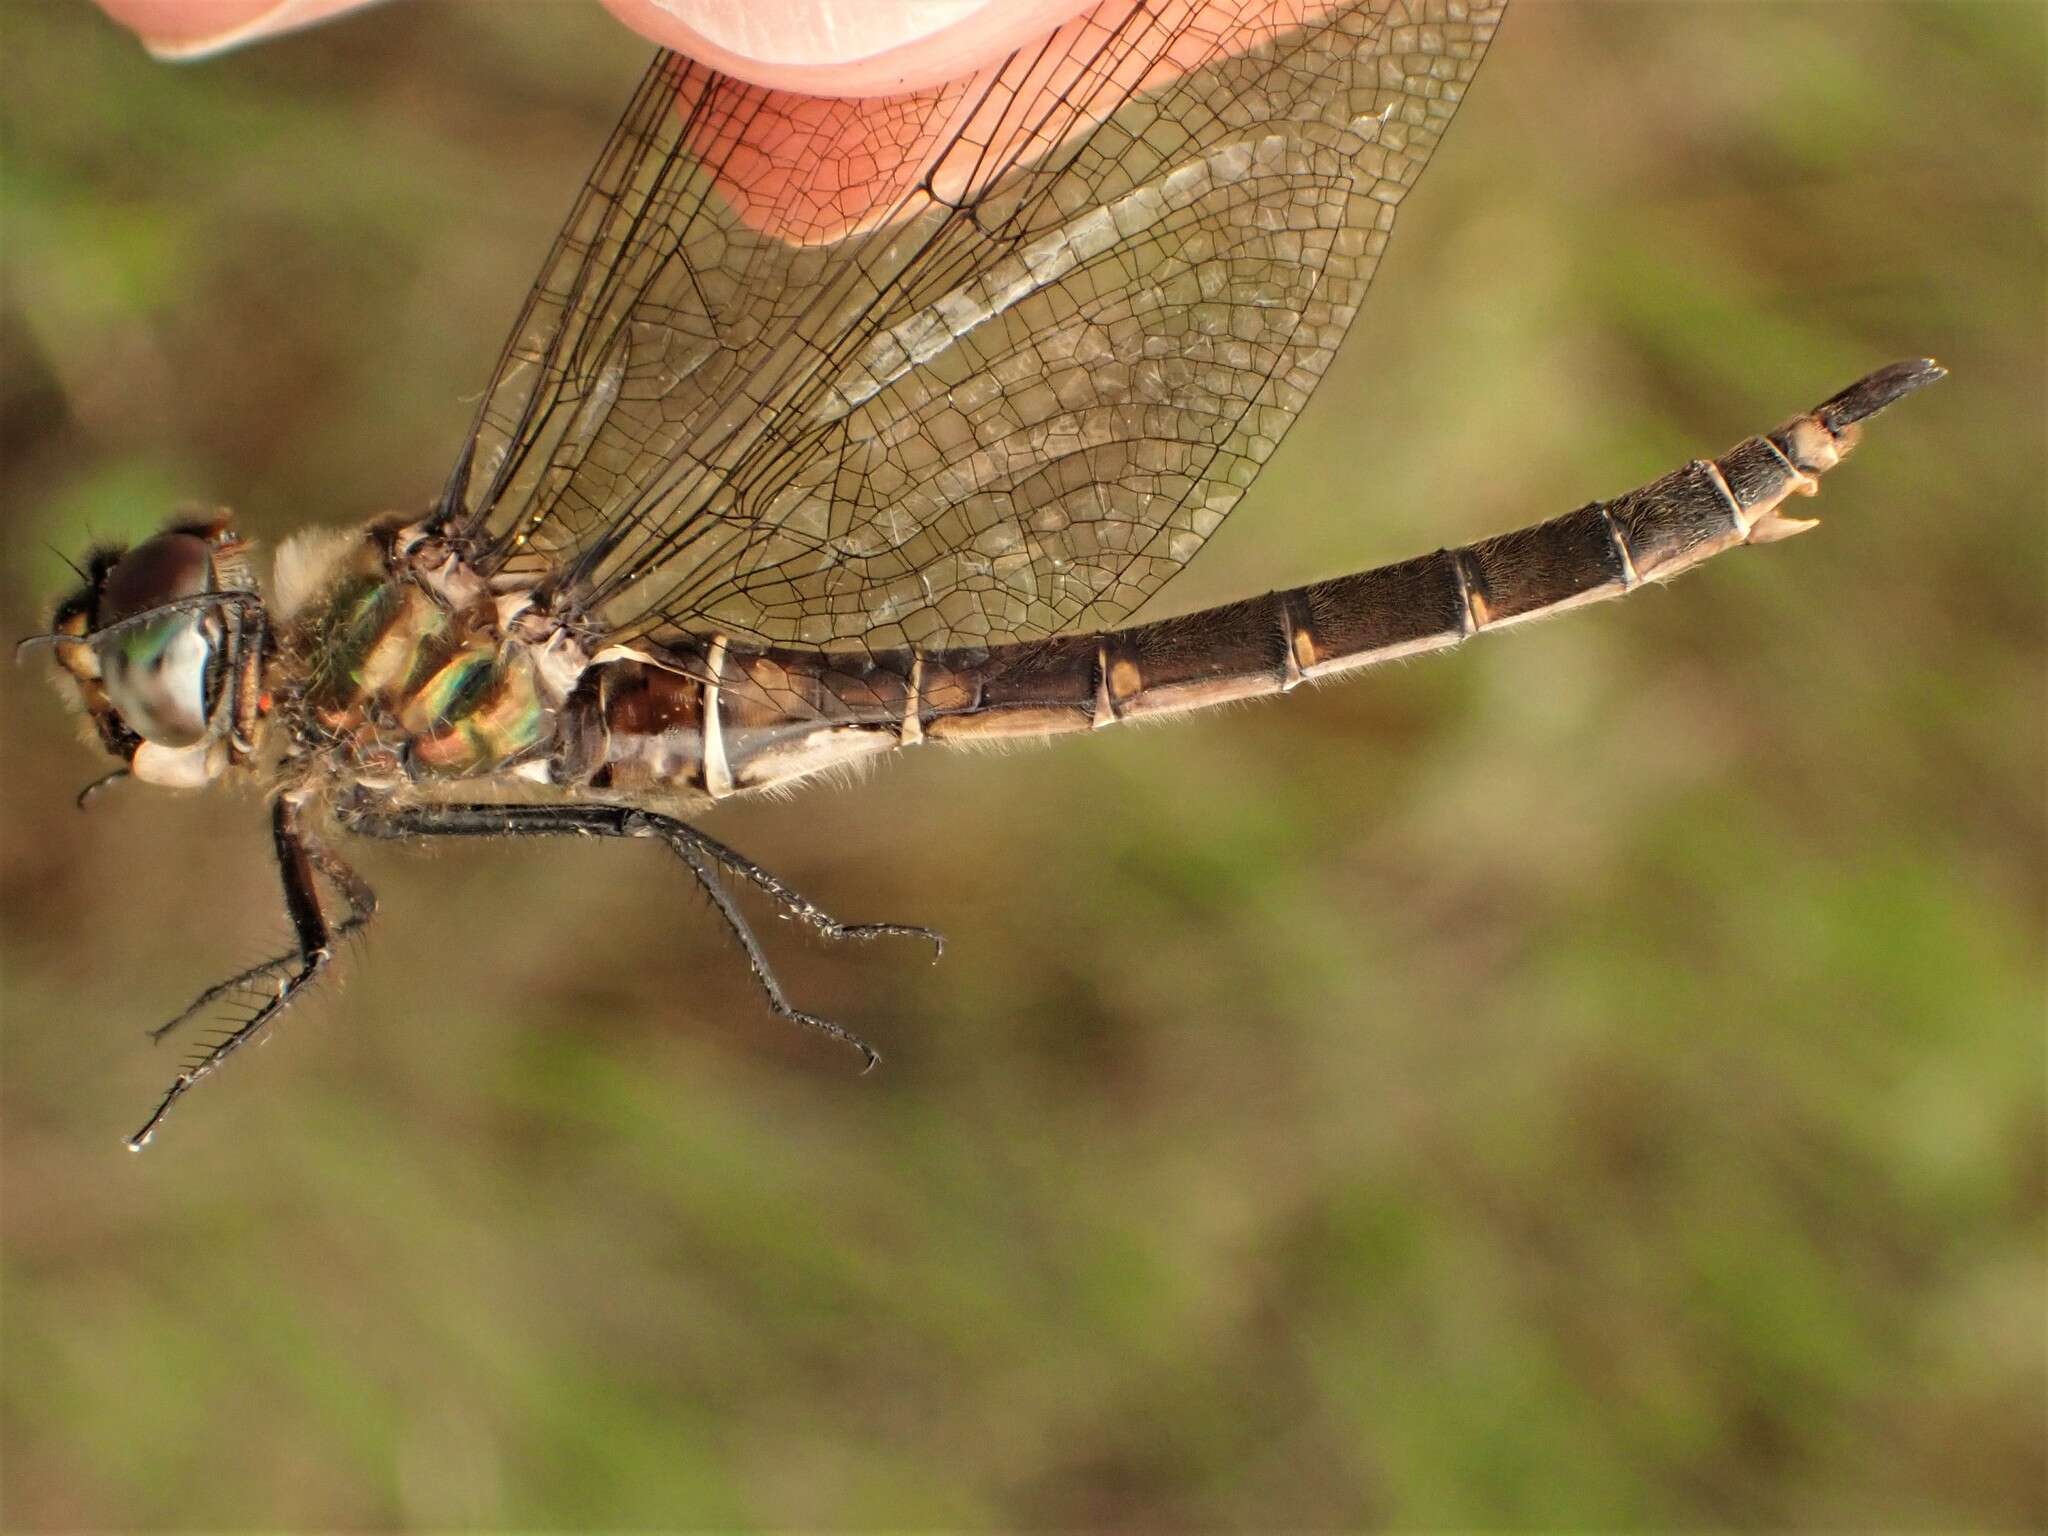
[677,2,1340,240]
[88,0,1329,239]
[88,0,1097,89]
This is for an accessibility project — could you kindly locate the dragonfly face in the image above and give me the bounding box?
[40,515,263,792]
[26,0,1939,1149]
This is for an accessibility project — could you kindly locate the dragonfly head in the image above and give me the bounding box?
[34,514,263,791]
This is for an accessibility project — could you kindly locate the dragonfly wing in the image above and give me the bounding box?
[442,0,1501,651]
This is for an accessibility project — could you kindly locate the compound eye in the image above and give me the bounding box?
[95,532,221,748]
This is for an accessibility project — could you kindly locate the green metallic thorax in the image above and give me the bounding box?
[299,572,555,778]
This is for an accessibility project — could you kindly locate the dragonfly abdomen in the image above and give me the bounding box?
[562,362,1933,805]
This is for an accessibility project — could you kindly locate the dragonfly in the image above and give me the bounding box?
[26,0,1940,1149]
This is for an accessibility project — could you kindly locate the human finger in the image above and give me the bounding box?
[598,0,1095,93]
[89,0,1092,86]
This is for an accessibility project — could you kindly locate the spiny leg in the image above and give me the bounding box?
[650,818,941,959]
[146,955,306,1045]
[130,796,371,1150]
[342,802,934,952]
[339,801,906,1069]
[147,840,377,1045]
[666,834,882,1070]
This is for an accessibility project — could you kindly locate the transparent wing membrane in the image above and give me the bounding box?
[442,0,1501,653]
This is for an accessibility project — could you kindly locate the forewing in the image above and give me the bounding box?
[443,0,1501,651]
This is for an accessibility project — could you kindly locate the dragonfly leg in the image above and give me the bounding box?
[146,838,376,1045]
[130,796,374,1150]
[337,802,895,1070]
[647,819,942,960]
[663,832,883,1073]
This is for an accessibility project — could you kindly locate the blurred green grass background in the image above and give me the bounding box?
[1,1,2042,1527]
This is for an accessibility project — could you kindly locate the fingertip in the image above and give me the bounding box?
[90,0,390,60]
[598,0,1095,94]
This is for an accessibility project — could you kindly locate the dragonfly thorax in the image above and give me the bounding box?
[268,517,598,791]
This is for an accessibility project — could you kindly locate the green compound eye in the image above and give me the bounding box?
[100,608,217,748]
[94,533,222,749]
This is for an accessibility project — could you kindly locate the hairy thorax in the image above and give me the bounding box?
[272,519,599,798]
